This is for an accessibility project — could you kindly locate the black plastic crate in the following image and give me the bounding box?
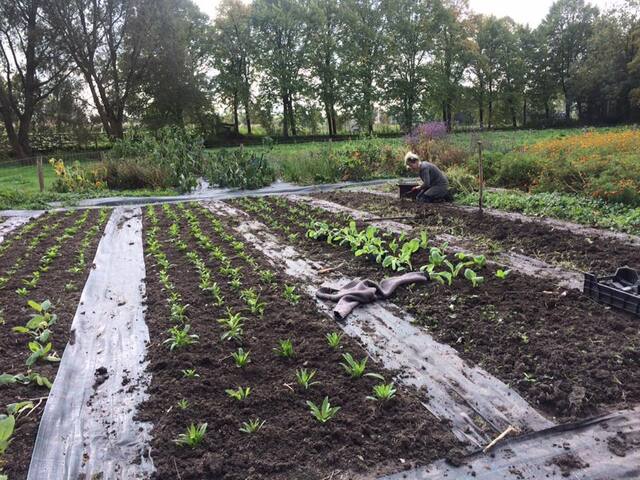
[583,267,640,317]
[398,182,419,199]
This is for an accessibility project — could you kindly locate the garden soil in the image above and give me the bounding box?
[0,210,103,480]
[227,196,640,422]
[136,204,464,480]
[316,191,640,274]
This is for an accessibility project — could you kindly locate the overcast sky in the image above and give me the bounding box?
[194,0,620,26]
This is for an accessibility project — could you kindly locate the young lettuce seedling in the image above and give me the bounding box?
[367,383,397,402]
[464,268,485,288]
[0,414,15,455]
[295,368,320,390]
[225,386,251,401]
[495,269,511,280]
[306,397,340,423]
[174,423,207,448]
[258,270,275,284]
[274,339,294,358]
[283,285,301,305]
[325,331,343,349]
[16,288,28,297]
[231,348,251,368]
[177,399,190,410]
[181,369,199,379]
[239,418,265,434]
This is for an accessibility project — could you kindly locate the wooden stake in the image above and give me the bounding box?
[483,425,518,453]
[37,156,45,192]
[478,141,484,213]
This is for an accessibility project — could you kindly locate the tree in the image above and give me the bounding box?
[46,0,156,139]
[340,0,386,134]
[253,0,307,137]
[495,18,526,127]
[305,0,341,136]
[430,0,472,131]
[213,0,255,135]
[0,0,71,157]
[139,0,212,129]
[381,0,436,131]
[542,0,599,122]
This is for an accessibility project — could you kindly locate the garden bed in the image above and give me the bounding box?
[225,196,640,421]
[316,191,640,274]
[0,208,109,479]
[136,203,462,479]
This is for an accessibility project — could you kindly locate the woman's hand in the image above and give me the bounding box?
[411,185,422,192]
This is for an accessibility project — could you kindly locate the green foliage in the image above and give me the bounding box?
[231,348,251,368]
[464,268,484,287]
[163,324,199,351]
[174,423,207,447]
[495,269,511,279]
[306,397,340,423]
[325,331,343,349]
[0,414,15,456]
[225,386,251,401]
[295,368,320,390]
[282,285,300,305]
[239,418,265,434]
[456,190,640,235]
[177,399,189,410]
[206,147,275,189]
[367,382,397,402]
[274,339,294,358]
[181,368,199,379]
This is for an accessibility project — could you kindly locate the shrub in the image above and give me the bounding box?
[102,159,173,190]
[206,147,275,189]
[49,159,105,193]
[445,165,477,195]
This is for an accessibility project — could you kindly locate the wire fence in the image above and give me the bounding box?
[0,150,109,169]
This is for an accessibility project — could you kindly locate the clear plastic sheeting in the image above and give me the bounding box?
[0,212,41,243]
[42,179,395,209]
[381,407,640,480]
[206,200,554,448]
[290,195,583,290]
[27,207,154,480]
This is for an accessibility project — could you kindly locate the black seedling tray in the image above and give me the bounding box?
[399,183,419,199]
[583,267,640,317]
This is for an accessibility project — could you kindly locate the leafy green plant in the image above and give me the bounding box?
[182,369,199,379]
[495,269,511,280]
[306,397,340,423]
[0,414,15,456]
[367,383,397,402]
[26,341,59,367]
[240,418,266,434]
[241,289,265,316]
[177,399,190,410]
[325,331,343,349]
[283,285,300,305]
[472,255,487,268]
[174,423,207,447]
[170,303,188,323]
[163,324,199,351]
[274,339,294,358]
[430,271,453,286]
[16,288,27,297]
[231,348,251,368]
[225,386,251,401]
[464,268,485,287]
[295,368,320,390]
[258,269,275,284]
[340,353,384,380]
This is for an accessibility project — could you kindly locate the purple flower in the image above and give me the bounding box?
[404,122,448,148]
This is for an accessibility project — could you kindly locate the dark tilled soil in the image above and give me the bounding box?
[226,196,640,421]
[0,209,105,480]
[315,191,640,274]
[137,204,462,480]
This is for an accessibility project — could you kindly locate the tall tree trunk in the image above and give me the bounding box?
[522,98,527,127]
[479,103,484,130]
[288,94,297,136]
[282,94,289,137]
[442,101,447,124]
[232,91,240,135]
[544,101,550,122]
[1,111,28,158]
[244,99,252,134]
[331,105,337,136]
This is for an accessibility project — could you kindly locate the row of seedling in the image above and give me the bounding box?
[68,208,110,275]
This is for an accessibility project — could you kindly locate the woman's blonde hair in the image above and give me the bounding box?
[404,151,420,166]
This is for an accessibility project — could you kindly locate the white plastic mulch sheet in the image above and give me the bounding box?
[205,201,554,449]
[289,195,583,290]
[0,212,42,244]
[27,207,153,479]
[381,407,640,479]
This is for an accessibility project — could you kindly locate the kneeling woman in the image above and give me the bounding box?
[404,152,451,203]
